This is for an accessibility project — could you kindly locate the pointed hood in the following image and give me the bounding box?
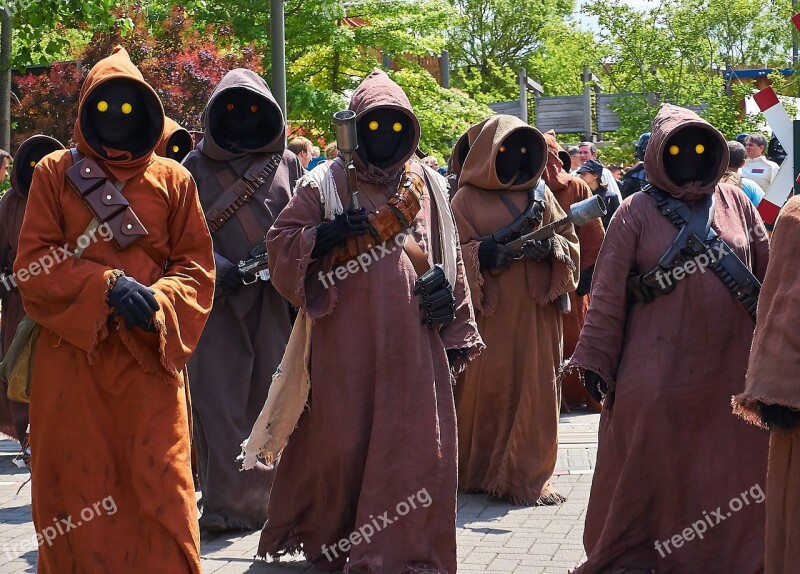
[197,68,285,169]
[155,117,194,162]
[644,103,728,201]
[459,114,547,192]
[541,129,573,193]
[11,135,65,197]
[349,68,421,184]
[448,118,490,177]
[74,45,164,182]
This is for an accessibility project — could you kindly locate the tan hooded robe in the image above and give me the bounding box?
[452,115,580,505]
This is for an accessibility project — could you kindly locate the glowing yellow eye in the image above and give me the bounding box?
[520,147,527,154]
[250,105,258,113]
[172,145,180,153]
[369,121,379,131]
[669,145,680,156]
[392,122,402,132]
[121,103,132,115]
[226,103,234,111]
[695,144,705,154]
[96,101,108,112]
[499,145,506,153]
[29,161,36,167]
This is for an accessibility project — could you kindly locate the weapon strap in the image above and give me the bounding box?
[629,185,761,318]
[476,180,546,243]
[205,153,282,234]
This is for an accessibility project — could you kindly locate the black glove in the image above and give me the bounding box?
[219,267,255,295]
[583,370,607,404]
[310,211,370,259]
[576,265,595,296]
[478,239,513,271]
[414,264,456,328]
[108,276,160,331]
[759,403,800,430]
[522,237,553,261]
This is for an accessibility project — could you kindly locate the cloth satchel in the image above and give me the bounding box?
[1,219,100,403]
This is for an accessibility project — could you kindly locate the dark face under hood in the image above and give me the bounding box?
[12,135,65,197]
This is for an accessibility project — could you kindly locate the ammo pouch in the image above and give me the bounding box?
[65,149,148,251]
[627,185,761,318]
[333,162,425,264]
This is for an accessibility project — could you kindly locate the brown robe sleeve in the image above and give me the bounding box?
[734,197,797,426]
[568,198,641,391]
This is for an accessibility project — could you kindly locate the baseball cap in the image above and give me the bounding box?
[576,159,604,177]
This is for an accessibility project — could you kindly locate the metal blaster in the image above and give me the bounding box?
[333,110,361,212]
[504,195,607,256]
[238,241,270,284]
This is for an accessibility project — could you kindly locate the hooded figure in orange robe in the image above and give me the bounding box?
[0,135,64,444]
[568,104,768,572]
[541,130,605,412]
[155,116,194,163]
[14,46,214,574]
[452,115,580,505]
[734,195,800,574]
[259,69,483,573]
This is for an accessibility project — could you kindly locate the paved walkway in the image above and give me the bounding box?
[0,411,599,573]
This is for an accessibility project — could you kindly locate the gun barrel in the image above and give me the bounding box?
[333,110,358,154]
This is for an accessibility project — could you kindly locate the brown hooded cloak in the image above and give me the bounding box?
[183,69,302,530]
[452,115,580,505]
[733,195,800,574]
[0,135,64,442]
[541,130,605,411]
[14,46,214,573]
[260,69,483,573]
[568,104,769,572]
[155,116,194,162]
[446,118,489,198]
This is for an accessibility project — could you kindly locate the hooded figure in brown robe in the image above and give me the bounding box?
[14,46,214,574]
[183,69,302,531]
[156,116,194,163]
[541,130,605,412]
[452,115,580,505]
[568,104,769,572]
[733,195,800,574]
[260,68,483,573]
[0,135,64,443]
[446,118,489,198]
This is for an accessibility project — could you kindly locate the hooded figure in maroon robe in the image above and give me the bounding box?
[183,69,303,531]
[568,104,769,572]
[259,68,483,573]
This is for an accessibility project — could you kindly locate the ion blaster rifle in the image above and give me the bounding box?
[504,195,607,258]
[333,109,361,212]
[238,241,270,284]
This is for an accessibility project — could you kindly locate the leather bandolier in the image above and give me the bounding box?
[627,184,761,319]
[476,180,547,244]
[333,162,425,264]
[65,149,165,269]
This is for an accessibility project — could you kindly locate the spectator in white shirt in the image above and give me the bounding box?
[577,141,621,199]
[742,133,779,192]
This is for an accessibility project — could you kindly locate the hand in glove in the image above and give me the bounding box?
[576,265,595,296]
[583,370,608,404]
[759,403,800,430]
[108,276,160,331]
[522,237,553,261]
[413,264,456,328]
[220,267,256,295]
[478,239,513,271]
[311,211,370,259]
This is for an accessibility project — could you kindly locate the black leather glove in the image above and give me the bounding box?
[522,237,553,261]
[220,267,256,295]
[108,276,160,331]
[478,239,513,271]
[759,403,800,430]
[583,370,607,404]
[414,264,456,328]
[576,265,595,296]
[310,211,370,259]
